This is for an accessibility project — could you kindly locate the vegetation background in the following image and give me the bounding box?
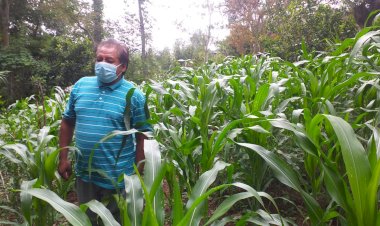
[0,0,379,225]
[0,0,368,105]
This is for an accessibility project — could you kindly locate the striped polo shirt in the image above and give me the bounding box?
[63,76,151,189]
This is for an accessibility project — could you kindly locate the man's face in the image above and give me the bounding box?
[96,45,126,76]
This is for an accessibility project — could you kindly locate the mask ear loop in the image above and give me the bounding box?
[116,64,124,77]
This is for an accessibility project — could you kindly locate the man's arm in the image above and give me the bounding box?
[58,118,75,180]
[135,133,147,174]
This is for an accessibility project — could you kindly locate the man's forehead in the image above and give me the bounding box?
[97,46,117,55]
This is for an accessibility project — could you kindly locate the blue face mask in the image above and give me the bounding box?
[95,62,121,83]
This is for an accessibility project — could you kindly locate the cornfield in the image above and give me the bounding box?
[0,28,379,225]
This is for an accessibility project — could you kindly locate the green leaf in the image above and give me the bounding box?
[179,184,230,226]
[82,200,120,226]
[236,142,301,191]
[21,188,91,226]
[236,142,324,224]
[328,72,380,99]
[0,144,22,164]
[321,163,354,216]
[124,174,143,226]
[144,139,165,226]
[186,161,229,226]
[205,192,252,225]
[166,162,183,225]
[350,30,380,64]
[275,97,300,114]
[269,119,319,158]
[209,116,258,168]
[134,165,159,226]
[44,148,60,182]
[252,84,270,112]
[366,158,380,226]
[20,179,37,225]
[323,115,371,225]
[205,182,273,225]
[124,88,136,131]
[246,125,270,134]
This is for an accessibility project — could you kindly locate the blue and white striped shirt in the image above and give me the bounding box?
[63,76,151,189]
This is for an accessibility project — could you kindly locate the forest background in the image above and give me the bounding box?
[1,0,380,225]
[0,0,376,106]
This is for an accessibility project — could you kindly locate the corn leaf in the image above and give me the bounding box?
[205,182,274,225]
[236,142,324,224]
[21,188,91,226]
[350,30,380,64]
[321,163,354,218]
[179,184,230,226]
[44,148,60,182]
[323,114,371,226]
[20,179,37,225]
[252,84,270,112]
[81,199,120,226]
[134,165,160,226]
[366,158,380,226]
[205,192,252,225]
[1,144,27,164]
[144,139,164,226]
[166,162,183,225]
[185,161,229,226]
[269,119,319,158]
[124,174,143,226]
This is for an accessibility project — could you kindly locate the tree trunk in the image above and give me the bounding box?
[93,0,103,46]
[354,0,380,27]
[0,0,10,48]
[137,0,147,75]
[204,0,213,63]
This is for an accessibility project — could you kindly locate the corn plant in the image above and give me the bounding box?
[8,138,287,226]
[248,113,379,225]
[146,58,283,194]
[122,139,289,226]
[0,87,73,225]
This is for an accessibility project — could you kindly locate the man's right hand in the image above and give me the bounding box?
[58,118,75,180]
[58,159,72,180]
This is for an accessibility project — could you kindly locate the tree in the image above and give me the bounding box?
[116,0,152,77]
[224,0,266,55]
[351,0,380,27]
[262,0,357,60]
[223,0,358,59]
[93,0,104,45]
[172,30,215,66]
[138,0,147,60]
[0,0,95,104]
[0,0,9,48]
[202,0,216,63]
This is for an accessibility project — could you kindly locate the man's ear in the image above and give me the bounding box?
[121,64,127,73]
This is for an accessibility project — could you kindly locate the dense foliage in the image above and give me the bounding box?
[0,25,379,225]
[1,0,370,107]
[1,0,380,225]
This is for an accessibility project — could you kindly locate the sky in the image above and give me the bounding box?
[104,0,229,51]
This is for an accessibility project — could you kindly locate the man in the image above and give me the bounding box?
[58,38,151,225]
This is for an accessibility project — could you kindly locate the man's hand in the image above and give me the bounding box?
[58,118,75,180]
[136,133,147,175]
[58,159,72,180]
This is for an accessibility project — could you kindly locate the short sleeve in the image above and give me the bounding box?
[62,80,81,119]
